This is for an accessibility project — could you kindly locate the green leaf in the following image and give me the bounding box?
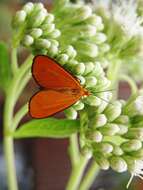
[14,118,80,139]
[0,42,11,92]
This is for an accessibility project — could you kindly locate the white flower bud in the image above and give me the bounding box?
[84,25,97,37]
[94,154,110,170]
[49,45,59,56]
[99,123,120,136]
[117,124,128,135]
[48,29,61,38]
[134,96,143,115]
[42,23,55,33]
[124,128,143,140]
[115,115,129,124]
[64,107,78,120]
[110,156,127,173]
[84,62,95,75]
[36,39,51,49]
[81,146,92,159]
[91,114,107,128]
[34,3,44,10]
[30,28,43,39]
[113,146,124,156]
[64,46,77,59]
[88,131,103,142]
[73,101,84,111]
[50,40,59,47]
[76,6,92,21]
[104,101,122,122]
[130,149,143,158]
[97,92,112,113]
[93,62,105,77]
[31,9,47,27]
[44,14,55,24]
[85,76,97,88]
[23,35,34,46]
[76,75,86,85]
[76,41,98,58]
[99,143,113,154]
[74,63,85,75]
[15,10,27,23]
[85,95,101,106]
[23,2,34,14]
[96,77,111,90]
[121,140,142,152]
[99,43,110,53]
[58,54,69,65]
[94,33,107,44]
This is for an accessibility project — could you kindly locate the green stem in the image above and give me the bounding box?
[3,54,33,190]
[119,74,138,95]
[66,155,89,190]
[69,134,80,167]
[79,161,99,190]
[107,59,121,99]
[11,48,18,75]
[4,136,18,190]
[13,104,28,130]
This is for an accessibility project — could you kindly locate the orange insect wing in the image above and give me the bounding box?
[29,55,88,118]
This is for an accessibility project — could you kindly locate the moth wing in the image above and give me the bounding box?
[32,55,81,89]
[29,90,81,118]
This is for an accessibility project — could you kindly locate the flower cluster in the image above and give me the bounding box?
[81,91,143,181]
[92,0,143,82]
[12,2,60,56]
[53,0,110,66]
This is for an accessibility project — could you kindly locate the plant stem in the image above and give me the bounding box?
[69,134,80,167]
[120,74,138,95]
[3,54,33,190]
[3,136,18,190]
[107,59,121,99]
[79,161,99,190]
[66,155,89,190]
[11,48,18,75]
[13,103,28,130]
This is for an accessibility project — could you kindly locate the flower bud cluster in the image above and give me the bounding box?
[93,0,143,82]
[12,2,60,54]
[53,1,110,66]
[81,92,143,176]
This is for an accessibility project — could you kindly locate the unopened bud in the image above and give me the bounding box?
[23,2,34,14]
[36,39,51,49]
[121,140,142,152]
[58,54,69,65]
[85,76,97,88]
[104,101,122,122]
[23,35,34,46]
[64,107,78,120]
[99,123,120,136]
[30,28,43,39]
[85,95,101,106]
[91,114,107,128]
[110,156,127,172]
[73,101,84,111]
[94,153,110,170]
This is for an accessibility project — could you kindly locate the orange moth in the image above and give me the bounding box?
[29,55,90,118]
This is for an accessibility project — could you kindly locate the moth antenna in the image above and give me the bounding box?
[92,89,116,94]
[126,174,134,189]
[95,95,114,105]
